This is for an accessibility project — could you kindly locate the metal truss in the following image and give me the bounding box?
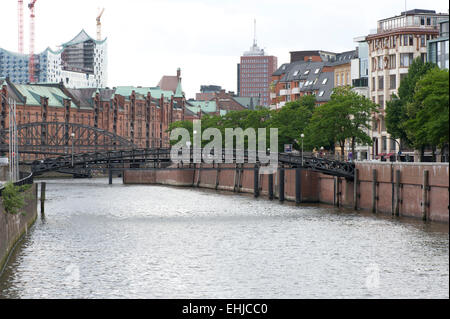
[0,122,137,156]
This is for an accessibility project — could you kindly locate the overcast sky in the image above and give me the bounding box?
[1,0,448,98]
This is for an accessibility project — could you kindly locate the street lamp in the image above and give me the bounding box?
[71,133,75,167]
[301,133,305,166]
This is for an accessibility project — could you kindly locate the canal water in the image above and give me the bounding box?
[0,178,448,299]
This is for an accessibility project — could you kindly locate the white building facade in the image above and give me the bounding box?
[0,30,107,89]
[366,9,448,161]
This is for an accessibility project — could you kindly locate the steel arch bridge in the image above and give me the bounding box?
[0,122,137,157]
[0,122,355,179]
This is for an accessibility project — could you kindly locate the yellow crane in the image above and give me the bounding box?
[96,8,105,41]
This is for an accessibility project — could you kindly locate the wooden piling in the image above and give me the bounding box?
[372,169,377,214]
[395,169,401,217]
[108,169,113,185]
[268,173,274,200]
[334,177,340,208]
[215,164,220,190]
[354,169,359,210]
[279,166,285,202]
[254,165,260,198]
[40,182,46,216]
[422,170,429,221]
[295,168,302,204]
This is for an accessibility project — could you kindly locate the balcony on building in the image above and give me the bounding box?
[291,87,301,94]
[279,89,291,96]
[352,78,368,87]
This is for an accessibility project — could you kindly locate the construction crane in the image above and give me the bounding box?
[96,8,105,41]
[18,0,24,54]
[28,0,37,83]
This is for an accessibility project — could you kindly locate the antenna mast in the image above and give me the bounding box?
[253,19,257,46]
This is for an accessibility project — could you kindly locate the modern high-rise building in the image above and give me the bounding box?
[366,9,448,160]
[427,18,449,69]
[238,39,277,107]
[0,30,107,88]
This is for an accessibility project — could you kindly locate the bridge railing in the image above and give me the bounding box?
[29,147,356,179]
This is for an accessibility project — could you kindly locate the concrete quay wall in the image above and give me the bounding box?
[123,162,449,223]
[0,184,38,273]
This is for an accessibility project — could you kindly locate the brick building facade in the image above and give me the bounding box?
[0,78,186,151]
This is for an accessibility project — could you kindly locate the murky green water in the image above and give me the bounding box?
[0,178,448,299]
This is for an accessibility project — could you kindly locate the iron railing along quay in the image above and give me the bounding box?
[0,172,34,197]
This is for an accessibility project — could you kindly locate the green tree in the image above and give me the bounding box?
[268,96,316,152]
[386,94,409,143]
[1,182,31,215]
[386,57,436,152]
[307,86,378,157]
[406,68,449,152]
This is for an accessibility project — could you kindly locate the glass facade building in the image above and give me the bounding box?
[0,30,107,88]
[428,19,449,69]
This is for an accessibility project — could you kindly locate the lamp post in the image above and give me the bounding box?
[71,133,75,167]
[387,137,402,162]
[301,133,305,166]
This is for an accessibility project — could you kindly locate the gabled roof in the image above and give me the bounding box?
[60,29,107,47]
[114,86,174,100]
[326,50,358,66]
[233,97,261,110]
[186,100,217,114]
[13,84,71,107]
[66,88,96,108]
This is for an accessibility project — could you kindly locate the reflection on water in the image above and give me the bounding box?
[0,178,448,299]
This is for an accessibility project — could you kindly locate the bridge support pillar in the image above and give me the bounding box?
[279,166,285,202]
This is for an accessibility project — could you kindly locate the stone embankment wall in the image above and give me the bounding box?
[0,184,38,272]
[123,162,449,223]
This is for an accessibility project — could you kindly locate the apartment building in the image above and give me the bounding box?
[366,9,448,160]
[270,50,356,109]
